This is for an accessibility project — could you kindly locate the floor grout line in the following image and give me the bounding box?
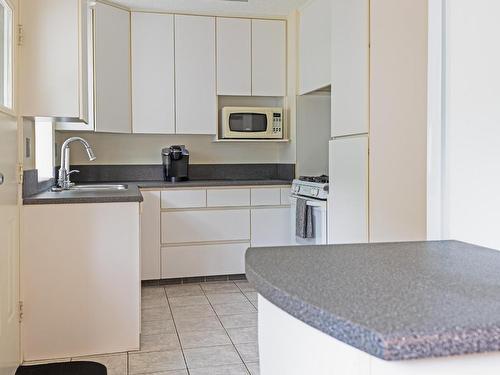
[163,285,191,375]
[201,281,252,375]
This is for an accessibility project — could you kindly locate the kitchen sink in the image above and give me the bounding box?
[70,184,129,191]
[52,184,129,192]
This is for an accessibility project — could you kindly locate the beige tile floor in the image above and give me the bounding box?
[25,281,260,375]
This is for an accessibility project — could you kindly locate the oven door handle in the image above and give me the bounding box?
[290,194,328,208]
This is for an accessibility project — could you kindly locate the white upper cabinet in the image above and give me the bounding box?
[217,18,252,96]
[175,15,216,135]
[20,0,89,121]
[252,19,286,97]
[131,12,175,134]
[331,0,369,137]
[94,2,131,133]
[299,0,331,95]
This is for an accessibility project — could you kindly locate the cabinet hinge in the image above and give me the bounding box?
[19,301,24,323]
[17,24,24,46]
[17,164,23,185]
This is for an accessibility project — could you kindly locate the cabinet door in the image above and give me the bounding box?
[251,207,291,247]
[175,15,216,134]
[252,19,286,97]
[132,12,175,134]
[140,191,160,281]
[299,0,331,95]
[94,2,131,133]
[20,0,88,121]
[328,136,368,244]
[331,0,369,137]
[216,18,251,96]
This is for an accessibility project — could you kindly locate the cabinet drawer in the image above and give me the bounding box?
[161,209,250,243]
[207,189,250,207]
[280,188,292,205]
[251,188,281,206]
[161,189,206,209]
[161,242,248,278]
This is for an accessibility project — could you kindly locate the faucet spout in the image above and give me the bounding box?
[58,137,96,189]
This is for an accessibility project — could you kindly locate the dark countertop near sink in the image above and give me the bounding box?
[246,240,500,361]
[23,179,292,205]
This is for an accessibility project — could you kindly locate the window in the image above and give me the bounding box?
[0,0,12,110]
[35,121,54,182]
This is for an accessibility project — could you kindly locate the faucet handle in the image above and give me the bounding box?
[68,170,80,176]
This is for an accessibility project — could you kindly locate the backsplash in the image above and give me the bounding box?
[55,132,296,165]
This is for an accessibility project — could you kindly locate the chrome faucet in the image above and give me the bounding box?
[57,137,96,190]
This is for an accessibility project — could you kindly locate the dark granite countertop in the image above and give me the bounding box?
[246,240,500,361]
[23,179,292,205]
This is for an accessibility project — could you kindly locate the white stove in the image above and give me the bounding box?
[291,175,329,201]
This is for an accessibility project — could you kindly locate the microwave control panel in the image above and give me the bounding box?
[273,113,283,135]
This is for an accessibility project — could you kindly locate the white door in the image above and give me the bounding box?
[328,136,369,244]
[175,15,216,135]
[216,17,251,96]
[299,0,331,95]
[94,2,131,133]
[251,19,286,97]
[0,112,20,374]
[131,12,175,134]
[251,207,292,247]
[331,0,369,137]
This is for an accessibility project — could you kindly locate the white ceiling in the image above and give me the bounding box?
[111,0,310,17]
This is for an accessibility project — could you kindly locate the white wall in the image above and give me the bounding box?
[296,92,330,176]
[55,131,294,165]
[444,0,500,250]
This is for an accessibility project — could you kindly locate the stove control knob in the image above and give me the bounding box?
[311,188,319,197]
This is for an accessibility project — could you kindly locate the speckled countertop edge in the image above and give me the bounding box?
[245,242,500,361]
[23,179,292,205]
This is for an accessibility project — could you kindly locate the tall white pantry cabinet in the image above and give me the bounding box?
[328,0,428,244]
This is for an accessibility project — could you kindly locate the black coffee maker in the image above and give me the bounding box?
[162,145,189,182]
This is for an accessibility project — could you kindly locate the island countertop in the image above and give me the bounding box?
[245,240,500,361]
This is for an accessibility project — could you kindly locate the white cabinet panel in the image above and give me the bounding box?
[141,191,161,281]
[216,18,252,96]
[175,15,216,134]
[94,2,131,133]
[161,243,248,278]
[20,0,88,121]
[161,189,206,209]
[207,189,250,207]
[252,19,286,97]
[299,0,331,94]
[331,0,369,137]
[251,207,291,247]
[161,209,250,244]
[22,203,140,360]
[251,188,281,206]
[328,137,369,244]
[132,12,175,134]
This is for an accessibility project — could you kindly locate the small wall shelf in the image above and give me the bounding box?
[212,138,290,143]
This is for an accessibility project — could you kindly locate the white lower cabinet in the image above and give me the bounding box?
[161,243,249,279]
[141,191,161,280]
[251,207,292,247]
[162,209,250,244]
[143,186,291,280]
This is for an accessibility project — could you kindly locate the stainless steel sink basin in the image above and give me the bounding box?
[70,184,129,191]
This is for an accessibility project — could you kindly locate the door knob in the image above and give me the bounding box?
[0,173,4,185]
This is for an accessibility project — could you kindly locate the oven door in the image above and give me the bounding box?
[290,195,328,245]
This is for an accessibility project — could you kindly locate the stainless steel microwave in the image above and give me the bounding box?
[221,107,284,139]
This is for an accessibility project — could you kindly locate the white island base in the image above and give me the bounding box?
[258,296,500,375]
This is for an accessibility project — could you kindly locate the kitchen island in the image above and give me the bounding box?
[246,241,500,375]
